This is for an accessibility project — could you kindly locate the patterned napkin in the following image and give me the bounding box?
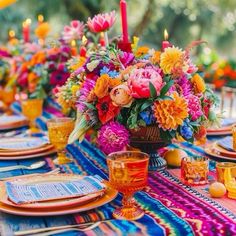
[5,175,105,205]
[217,136,235,152]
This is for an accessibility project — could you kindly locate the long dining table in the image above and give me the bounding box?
[0,99,235,236]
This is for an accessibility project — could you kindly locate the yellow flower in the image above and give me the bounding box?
[35,22,50,39]
[135,46,149,57]
[69,57,86,71]
[71,85,80,96]
[131,36,139,52]
[160,47,184,74]
[153,92,188,130]
[191,74,206,93]
[94,74,110,98]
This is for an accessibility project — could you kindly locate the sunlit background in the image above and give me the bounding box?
[1,0,236,57]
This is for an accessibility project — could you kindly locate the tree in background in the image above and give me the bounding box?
[0,0,235,56]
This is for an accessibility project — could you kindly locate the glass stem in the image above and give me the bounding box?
[122,194,134,209]
[29,119,36,130]
[57,149,70,165]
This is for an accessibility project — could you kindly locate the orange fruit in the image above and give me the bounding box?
[164,149,187,167]
[209,182,226,198]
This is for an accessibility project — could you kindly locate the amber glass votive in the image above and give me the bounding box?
[216,162,236,184]
[181,157,209,185]
[232,125,236,151]
[21,98,43,133]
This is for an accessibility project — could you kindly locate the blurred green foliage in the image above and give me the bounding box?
[0,0,235,56]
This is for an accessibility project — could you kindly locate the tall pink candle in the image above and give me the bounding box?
[162,29,172,51]
[22,19,31,43]
[120,0,129,43]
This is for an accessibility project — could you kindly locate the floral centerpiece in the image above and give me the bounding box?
[54,8,219,171]
[58,20,218,158]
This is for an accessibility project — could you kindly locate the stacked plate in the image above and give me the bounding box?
[205,137,236,162]
[0,137,56,160]
[207,118,235,136]
[0,174,117,216]
[0,115,28,131]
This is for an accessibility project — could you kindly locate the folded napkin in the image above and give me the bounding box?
[217,136,235,152]
[221,118,236,127]
[5,175,105,205]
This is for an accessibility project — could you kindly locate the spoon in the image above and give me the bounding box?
[0,161,46,173]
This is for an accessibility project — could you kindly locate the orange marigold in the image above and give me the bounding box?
[151,51,161,64]
[135,46,149,57]
[191,74,206,93]
[153,93,188,130]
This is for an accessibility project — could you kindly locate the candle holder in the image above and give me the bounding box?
[117,40,132,53]
[216,162,236,184]
[181,156,208,185]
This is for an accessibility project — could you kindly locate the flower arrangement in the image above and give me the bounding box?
[201,60,236,89]
[61,35,219,154]
[198,49,236,88]
[11,41,73,99]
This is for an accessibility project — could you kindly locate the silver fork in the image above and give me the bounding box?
[14,222,100,236]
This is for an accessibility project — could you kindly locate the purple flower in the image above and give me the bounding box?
[177,75,192,97]
[97,121,130,155]
[119,52,135,67]
[76,79,96,112]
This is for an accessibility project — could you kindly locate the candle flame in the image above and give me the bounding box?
[82,35,88,45]
[25,18,32,25]
[71,40,76,47]
[9,30,15,38]
[164,29,168,40]
[38,14,44,23]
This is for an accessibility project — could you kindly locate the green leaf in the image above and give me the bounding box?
[157,95,173,101]
[140,100,153,111]
[160,80,174,97]
[149,82,157,98]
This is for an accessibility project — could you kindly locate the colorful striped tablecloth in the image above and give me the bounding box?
[0,101,235,236]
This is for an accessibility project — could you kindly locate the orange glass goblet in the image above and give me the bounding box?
[47,118,75,165]
[2,87,16,115]
[107,151,149,220]
[21,98,43,134]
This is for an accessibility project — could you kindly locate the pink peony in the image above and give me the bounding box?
[186,94,203,121]
[87,11,116,33]
[128,67,163,98]
[62,20,85,43]
[97,121,129,154]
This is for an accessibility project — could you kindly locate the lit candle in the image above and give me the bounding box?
[8,30,15,41]
[162,29,172,51]
[38,14,44,25]
[22,18,31,43]
[120,0,129,43]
